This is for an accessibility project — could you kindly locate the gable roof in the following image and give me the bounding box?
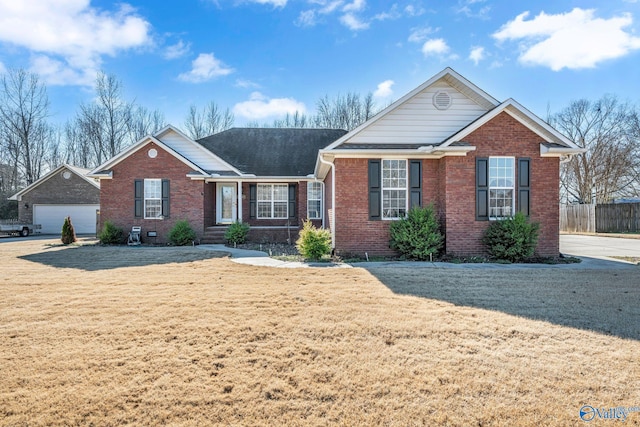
[9,164,99,201]
[88,132,211,178]
[196,128,347,176]
[324,67,500,151]
[440,98,582,150]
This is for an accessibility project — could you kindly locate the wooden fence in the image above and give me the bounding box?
[560,204,595,233]
[596,202,640,233]
[560,203,640,233]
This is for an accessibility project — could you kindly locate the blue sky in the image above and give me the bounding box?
[1,0,640,128]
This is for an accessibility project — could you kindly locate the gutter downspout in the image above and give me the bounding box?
[318,154,336,249]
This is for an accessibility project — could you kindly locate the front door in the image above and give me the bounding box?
[217,183,237,224]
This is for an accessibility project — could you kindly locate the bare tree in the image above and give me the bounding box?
[314,92,376,130]
[271,111,311,128]
[128,105,166,143]
[0,68,51,185]
[184,101,234,139]
[551,95,640,203]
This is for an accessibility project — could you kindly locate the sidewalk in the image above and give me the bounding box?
[199,244,637,269]
[197,244,351,268]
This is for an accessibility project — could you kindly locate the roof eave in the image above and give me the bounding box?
[540,144,587,157]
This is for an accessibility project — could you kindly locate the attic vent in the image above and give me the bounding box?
[433,91,452,110]
[62,171,72,179]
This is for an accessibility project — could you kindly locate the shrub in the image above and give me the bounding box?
[61,216,77,245]
[296,220,331,261]
[482,212,540,262]
[98,220,125,244]
[169,220,197,246]
[224,221,250,245]
[389,205,444,260]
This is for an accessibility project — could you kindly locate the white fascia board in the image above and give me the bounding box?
[324,146,476,159]
[540,144,587,157]
[155,124,244,176]
[324,67,500,151]
[442,99,581,149]
[88,136,208,178]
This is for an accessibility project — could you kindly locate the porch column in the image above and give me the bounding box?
[237,180,243,222]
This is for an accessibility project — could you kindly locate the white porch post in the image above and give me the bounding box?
[237,180,243,222]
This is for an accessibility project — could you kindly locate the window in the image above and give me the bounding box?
[382,159,407,219]
[257,184,288,219]
[488,157,514,219]
[307,182,323,220]
[144,179,162,219]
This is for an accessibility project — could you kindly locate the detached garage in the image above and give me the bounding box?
[9,164,101,235]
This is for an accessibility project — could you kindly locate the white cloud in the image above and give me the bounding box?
[296,10,317,27]
[469,46,485,65]
[178,53,234,83]
[233,92,306,120]
[408,26,436,43]
[405,4,426,17]
[0,0,151,86]
[248,0,287,6]
[235,78,261,89]
[493,8,640,71]
[421,38,450,57]
[342,0,365,13]
[456,0,490,19]
[374,80,394,98]
[0,61,6,75]
[340,13,369,30]
[163,40,191,60]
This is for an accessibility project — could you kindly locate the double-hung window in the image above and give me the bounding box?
[144,178,162,219]
[488,157,515,219]
[257,184,288,219]
[307,182,323,220]
[382,159,407,219]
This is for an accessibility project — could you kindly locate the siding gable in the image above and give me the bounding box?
[345,80,489,146]
[156,128,236,172]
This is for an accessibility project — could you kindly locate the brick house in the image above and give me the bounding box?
[89,68,582,256]
[9,164,100,234]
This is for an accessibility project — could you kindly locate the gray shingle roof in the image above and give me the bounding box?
[196,128,347,176]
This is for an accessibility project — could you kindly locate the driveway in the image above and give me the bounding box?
[560,234,640,261]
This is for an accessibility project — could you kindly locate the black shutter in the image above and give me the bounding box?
[518,158,531,216]
[134,179,143,218]
[161,179,170,218]
[409,160,422,209]
[368,160,381,220]
[476,158,489,220]
[288,184,296,219]
[249,184,256,219]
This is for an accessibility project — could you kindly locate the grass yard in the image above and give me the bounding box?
[1,239,639,426]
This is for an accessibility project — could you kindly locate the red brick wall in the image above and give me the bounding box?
[444,112,560,256]
[331,112,561,257]
[100,142,206,243]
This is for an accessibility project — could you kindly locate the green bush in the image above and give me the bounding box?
[61,216,77,245]
[482,212,540,262]
[224,221,250,245]
[296,220,331,261]
[98,220,125,244]
[168,220,197,246]
[389,205,444,260]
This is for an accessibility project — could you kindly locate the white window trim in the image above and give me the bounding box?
[257,183,288,219]
[382,159,408,220]
[307,182,323,220]
[488,156,515,220]
[144,178,162,220]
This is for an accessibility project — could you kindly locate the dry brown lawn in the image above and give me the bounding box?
[1,238,639,426]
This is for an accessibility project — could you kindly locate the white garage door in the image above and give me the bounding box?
[34,205,100,234]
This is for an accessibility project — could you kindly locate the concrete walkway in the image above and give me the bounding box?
[197,244,351,268]
[198,243,637,270]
